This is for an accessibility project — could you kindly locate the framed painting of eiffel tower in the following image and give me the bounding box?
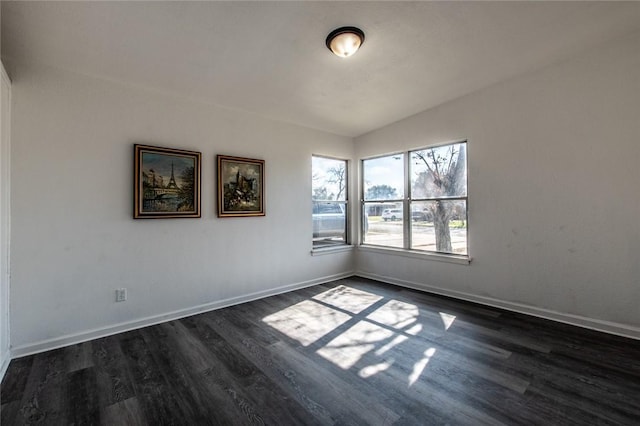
[134,144,201,218]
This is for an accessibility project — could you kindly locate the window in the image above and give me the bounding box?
[362,154,405,248]
[312,156,348,249]
[362,141,468,257]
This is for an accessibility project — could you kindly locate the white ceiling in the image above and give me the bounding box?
[3,1,640,137]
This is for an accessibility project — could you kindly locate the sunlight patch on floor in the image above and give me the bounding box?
[409,348,437,386]
[439,312,456,330]
[262,300,350,346]
[263,286,440,381]
[359,359,394,378]
[405,323,422,336]
[366,299,419,329]
[375,334,408,356]
[317,321,395,369]
[312,285,384,314]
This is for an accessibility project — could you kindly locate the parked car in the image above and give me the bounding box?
[312,201,368,239]
[381,208,431,222]
[382,208,402,221]
[313,201,345,239]
[411,210,428,221]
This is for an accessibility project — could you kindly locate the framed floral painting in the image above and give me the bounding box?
[217,155,265,217]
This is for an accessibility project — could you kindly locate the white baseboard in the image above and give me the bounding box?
[356,272,640,341]
[9,271,354,359]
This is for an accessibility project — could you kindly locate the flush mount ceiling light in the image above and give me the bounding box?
[326,26,365,58]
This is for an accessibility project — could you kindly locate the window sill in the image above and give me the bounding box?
[357,245,471,265]
[311,245,355,256]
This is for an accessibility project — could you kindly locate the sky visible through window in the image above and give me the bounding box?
[363,154,404,200]
[312,156,346,201]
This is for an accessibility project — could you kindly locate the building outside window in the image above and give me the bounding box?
[362,141,468,256]
[312,156,348,249]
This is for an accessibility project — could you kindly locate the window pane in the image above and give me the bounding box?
[363,154,405,201]
[362,202,404,248]
[312,156,347,201]
[313,201,346,248]
[410,200,467,255]
[313,155,347,249]
[410,143,466,199]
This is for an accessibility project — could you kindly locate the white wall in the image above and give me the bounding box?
[0,62,10,375]
[355,31,640,337]
[8,62,354,354]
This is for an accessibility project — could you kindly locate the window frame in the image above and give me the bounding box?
[312,154,350,251]
[360,151,406,249]
[360,140,469,261]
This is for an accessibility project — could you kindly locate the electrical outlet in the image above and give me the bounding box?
[115,288,127,302]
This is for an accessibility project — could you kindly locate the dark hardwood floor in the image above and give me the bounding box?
[2,277,640,425]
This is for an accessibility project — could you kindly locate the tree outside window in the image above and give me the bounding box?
[411,142,467,254]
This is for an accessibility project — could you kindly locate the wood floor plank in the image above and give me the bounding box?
[0,356,33,405]
[101,397,147,426]
[3,277,640,425]
[64,341,95,373]
[67,367,100,425]
[13,348,68,425]
[448,316,553,353]
[396,287,503,319]
[512,352,640,423]
[523,386,622,426]
[92,335,136,408]
[0,400,21,425]
[118,331,188,425]
[139,324,223,424]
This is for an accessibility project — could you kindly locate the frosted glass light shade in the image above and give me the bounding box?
[326,27,365,58]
